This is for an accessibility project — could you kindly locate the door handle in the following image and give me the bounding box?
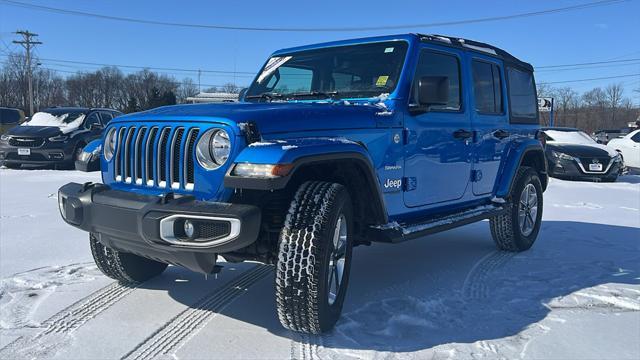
[493,129,510,139]
[453,129,473,139]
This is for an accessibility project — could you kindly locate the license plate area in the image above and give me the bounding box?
[589,163,603,171]
[18,148,31,156]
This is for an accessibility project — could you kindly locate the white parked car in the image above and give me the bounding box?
[608,129,640,170]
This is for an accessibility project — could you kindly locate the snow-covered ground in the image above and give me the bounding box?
[0,168,638,359]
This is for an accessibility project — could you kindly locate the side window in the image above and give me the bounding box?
[84,112,100,129]
[412,50,461,111]
[100,112,113,125]
[507,67,538,123]
[631,131,640,143]
[269,66,313,93]
[472,60,503,114]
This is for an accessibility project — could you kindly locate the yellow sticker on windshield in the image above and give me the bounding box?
[376,75,389,87]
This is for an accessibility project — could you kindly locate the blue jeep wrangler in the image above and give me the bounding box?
[58,34,547,334]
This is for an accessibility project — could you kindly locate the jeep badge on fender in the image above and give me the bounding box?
[58,34,547,334]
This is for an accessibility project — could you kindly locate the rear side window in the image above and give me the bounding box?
[412,50,461,111]
[631,131,640,142]
[472,60,502,114]
[100,112,113,125]
[507,67,538,124]
[84,112,101,129]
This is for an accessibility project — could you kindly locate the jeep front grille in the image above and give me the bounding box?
[113,125,200,191]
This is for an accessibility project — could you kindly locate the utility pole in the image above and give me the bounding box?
[13,30,42,116]
[198,69,202,93]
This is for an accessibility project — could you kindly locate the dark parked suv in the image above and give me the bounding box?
[0,107,121,169]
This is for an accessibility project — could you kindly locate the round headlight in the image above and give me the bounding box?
[103,128,117,161]
[196,129,231,170]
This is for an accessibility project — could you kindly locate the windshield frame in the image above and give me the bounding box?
[245,39,411,102]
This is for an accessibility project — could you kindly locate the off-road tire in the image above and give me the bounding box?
[490,167,543,252]
[275,181,354,334]
[90,233,168,284]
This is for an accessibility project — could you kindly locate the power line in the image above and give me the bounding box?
[0,0,631,32]
[0,54,255,75]
[536,61,640,73]
[536,58,640,69]
[538,73,640,85]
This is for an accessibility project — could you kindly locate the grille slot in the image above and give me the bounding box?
[144,127,159,186]
[170,128,185,189]
[123,127,136,183]
[184,128,199,190]
[114,127,126,181]
[133,127,147,185]
[112,124,200,191]
[157,127,171,187]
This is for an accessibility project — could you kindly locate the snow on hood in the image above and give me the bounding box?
[23,112,86,134]
[545,130,617,156]
[545,130,595,145]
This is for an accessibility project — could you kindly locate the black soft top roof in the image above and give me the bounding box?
[418,34,534,71]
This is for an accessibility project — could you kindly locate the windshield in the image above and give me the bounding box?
[24,111,86,129]
[544,130,596,145]
[245,41,408,101]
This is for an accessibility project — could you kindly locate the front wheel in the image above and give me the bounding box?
[490,167,543,252]
[276,181,354,334]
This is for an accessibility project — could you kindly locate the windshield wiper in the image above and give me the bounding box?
[286,91,339,100]
[244,92,284,102]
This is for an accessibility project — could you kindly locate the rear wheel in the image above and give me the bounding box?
[90,233,167,284]
[490,167,543,252]
[275,181,354,334]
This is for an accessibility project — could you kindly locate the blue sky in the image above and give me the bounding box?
[1,0,638,102]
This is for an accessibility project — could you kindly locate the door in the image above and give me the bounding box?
[403,47,472,207]
[624,131,640,168]
[470,58,509,195]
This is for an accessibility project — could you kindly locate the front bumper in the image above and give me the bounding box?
[58,182,261,274]
[548,157,623,181]
[0,141,71,165]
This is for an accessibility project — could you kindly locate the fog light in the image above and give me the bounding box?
[184,220,196,238]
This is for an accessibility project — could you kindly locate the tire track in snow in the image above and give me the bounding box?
[0,280,135,358]
[290,332,323,360]
[462,251,516,299]
[42,281,135,334]
[122,264,273,360]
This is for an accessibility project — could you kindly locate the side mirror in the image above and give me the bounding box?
[90,123,103,131]
[417,76,449,107]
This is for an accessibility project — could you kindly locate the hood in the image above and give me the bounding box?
[113,102,390,134]
[546,142,617,157]
[6,125,62,138]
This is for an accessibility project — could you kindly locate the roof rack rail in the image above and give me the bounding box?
[417,33,533,71]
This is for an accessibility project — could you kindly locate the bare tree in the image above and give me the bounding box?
[176,78,199,103]
[605,83,624,123]
[220,82,240,94]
